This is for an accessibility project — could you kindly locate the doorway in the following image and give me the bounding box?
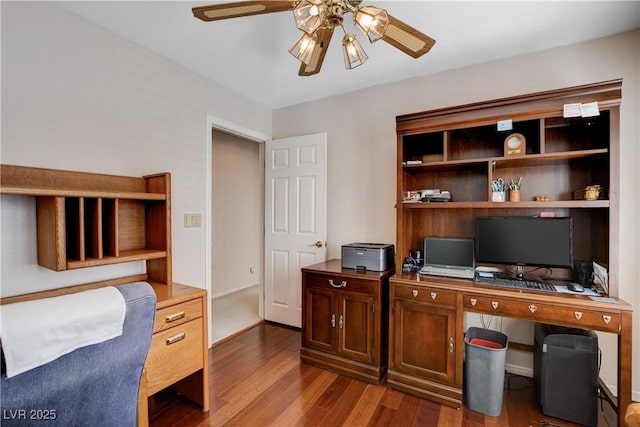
[210,128,263,345]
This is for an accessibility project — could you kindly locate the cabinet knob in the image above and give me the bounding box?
[449,337,454,353]
[329,279,347,288]
[331,314,336,328]
[339,315,344,329]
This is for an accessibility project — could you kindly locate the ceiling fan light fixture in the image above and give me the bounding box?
[342,33,368,69]
[354,6,389,42]
[289,32,317,65]
[193,1,436,76]
[293,0,327,34]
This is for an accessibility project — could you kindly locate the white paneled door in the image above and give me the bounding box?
[264,133,327,327]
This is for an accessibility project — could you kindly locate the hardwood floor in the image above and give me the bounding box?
[149,322,617,427]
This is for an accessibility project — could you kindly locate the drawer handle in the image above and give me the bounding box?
[430,292,437,300]
[166,332,186,345]
[329,279,347,288]
[412,290,418,297]
[602,315,612,324]
[528,304,537,314]
[165,311,186,323]
[491,301,499,310]
[574,311,583,320]
[470,298,477,306]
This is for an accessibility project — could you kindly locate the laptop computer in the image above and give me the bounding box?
[419,237,475,279]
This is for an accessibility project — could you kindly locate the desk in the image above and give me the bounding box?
[0,277,209,427]
[388,273,633,427]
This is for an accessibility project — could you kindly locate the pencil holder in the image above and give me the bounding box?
[509,189,521,202]
[491,191,506,202]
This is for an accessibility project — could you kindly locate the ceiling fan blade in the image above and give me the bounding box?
[382,15,435,59]
[298,26,334,77]
[192,1,294,22]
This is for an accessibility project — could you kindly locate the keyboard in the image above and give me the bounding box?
[419,266,475,279]
[473,275,557,292]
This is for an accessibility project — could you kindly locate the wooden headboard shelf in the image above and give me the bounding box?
[0,165,172,285]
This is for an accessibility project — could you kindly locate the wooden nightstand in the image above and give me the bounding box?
[139,282,209,425]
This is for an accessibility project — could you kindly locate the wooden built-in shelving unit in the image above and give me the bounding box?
[396,79,621,295]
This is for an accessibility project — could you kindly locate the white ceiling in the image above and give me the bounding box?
[57,1,640,109]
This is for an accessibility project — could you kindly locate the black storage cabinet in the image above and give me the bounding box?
[534,323,599,427]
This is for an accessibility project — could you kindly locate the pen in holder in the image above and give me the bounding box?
[491,178,507,202]
[508,177,522,202]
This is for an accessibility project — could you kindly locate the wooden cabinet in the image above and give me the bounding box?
[388,272,633,415]
[387,281,462,408]
[301,259,392,384]
[388,80,626,411]
[395,80,621,295]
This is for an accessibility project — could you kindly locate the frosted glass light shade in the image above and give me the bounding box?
[354,6,389,42]
[293,0,327,35]
[342,33,368,69]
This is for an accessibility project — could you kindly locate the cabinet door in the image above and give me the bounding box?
[392,299,456,385]
[339,292,375,364]
[303,286,337,353]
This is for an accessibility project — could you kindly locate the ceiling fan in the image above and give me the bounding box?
[192,0,435,76]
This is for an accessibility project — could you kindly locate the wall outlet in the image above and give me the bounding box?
[184,213,201,227]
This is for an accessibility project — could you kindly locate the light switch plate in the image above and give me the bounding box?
[184,213,201,227]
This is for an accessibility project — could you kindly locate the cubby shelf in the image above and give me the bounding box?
[403,148,609,172]
[0,187,166,200]
[66,249,168,269]
[0,164,172,285]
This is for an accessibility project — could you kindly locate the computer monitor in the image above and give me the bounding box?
[423,237,475,270]
[475,217,574,276]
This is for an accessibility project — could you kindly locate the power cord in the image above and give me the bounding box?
[401,256,419,273]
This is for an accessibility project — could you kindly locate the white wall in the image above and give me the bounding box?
[211,130,261,298]
[0,2,271,296]
[273,30,640,398]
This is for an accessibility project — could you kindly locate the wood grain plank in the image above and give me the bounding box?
[342,384,387,426]
[212,347,300,425]
[270,368,338,426]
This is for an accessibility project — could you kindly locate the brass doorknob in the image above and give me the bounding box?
[313,241,324,248]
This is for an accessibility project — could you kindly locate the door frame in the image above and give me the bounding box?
[205,115,270,347]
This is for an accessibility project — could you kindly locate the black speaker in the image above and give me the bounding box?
[573,261,594,286]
